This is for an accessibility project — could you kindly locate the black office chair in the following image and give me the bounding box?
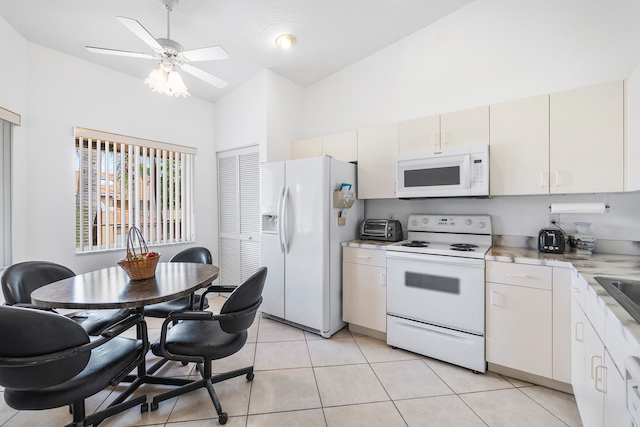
[1,261,132,336]
[143,247,214,317]
[148,266,267,425]
[0,305,149,427]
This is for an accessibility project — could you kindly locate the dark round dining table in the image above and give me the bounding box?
[31,262,220,309]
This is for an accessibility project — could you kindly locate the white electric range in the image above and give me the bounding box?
[385,214,492,373]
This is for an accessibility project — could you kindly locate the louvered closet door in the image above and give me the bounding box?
[217,146,260,287]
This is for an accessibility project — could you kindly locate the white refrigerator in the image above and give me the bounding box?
[260,156,363,338]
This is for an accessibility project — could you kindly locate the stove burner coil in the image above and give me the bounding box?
[401,241,429,248]
[450,243,479,250]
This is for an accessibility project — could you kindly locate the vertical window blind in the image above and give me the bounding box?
[0,119,13,267]
[75,127,196,253]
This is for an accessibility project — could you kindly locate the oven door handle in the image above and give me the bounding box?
[386,251,485,267]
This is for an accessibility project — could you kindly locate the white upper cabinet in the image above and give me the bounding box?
[322,130,358,162]
[357,123,398,199]
[550,80,624,194]
[291,137,322,160]
[291,131,357,163]
[440,105,489,149]
[490,95,550,196]
[399,106,489,154]
[398,114,440,153]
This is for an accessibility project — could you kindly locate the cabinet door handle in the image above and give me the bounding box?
[540,172,549,187]
[434,133,440,150]
[574,321,584,343]
[507,273,530,278]
[380,273,386,286]
[443,131,450,147]
[594,365,607,393]
[571,287,580,293]
[590,355,602,379]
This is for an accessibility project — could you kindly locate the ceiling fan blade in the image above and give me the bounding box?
[181,46,229,62]
[116,16,163,51]
[180,64,228,89]
[86,46,155,59]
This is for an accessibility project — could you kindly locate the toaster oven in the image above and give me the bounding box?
[360,219,403,242]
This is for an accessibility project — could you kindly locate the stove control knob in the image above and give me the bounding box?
[412,219,419,226]
[477,221,486,229]
[465,219,473,226]
[422,218,429,224]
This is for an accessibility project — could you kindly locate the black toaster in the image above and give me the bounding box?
[538,228,565,254]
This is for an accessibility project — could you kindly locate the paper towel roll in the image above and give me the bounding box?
[549,203,608,214]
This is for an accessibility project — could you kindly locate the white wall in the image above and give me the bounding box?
[266,71,305,162]
[1,17,218,274]
[213,71,267,160]
[304,0,640,137]
[301,0,640,251]
[0,16,29,263]
[213,69,305,163]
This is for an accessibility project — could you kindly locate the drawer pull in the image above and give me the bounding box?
[357,256,371,260]
[507,273,530,278]
[590,355,602,379]
[571,287,580,293]
[594,365,607,393]
[574,321,584,343]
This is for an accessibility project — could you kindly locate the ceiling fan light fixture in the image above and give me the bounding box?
[144,63,190,97]
[275,34,296,49]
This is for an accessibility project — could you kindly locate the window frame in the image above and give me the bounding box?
[74,127,196,253]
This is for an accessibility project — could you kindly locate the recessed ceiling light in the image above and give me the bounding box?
[275,34,296,49]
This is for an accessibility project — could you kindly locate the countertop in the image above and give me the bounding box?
[341,239,396,249]
[487,246,640,348]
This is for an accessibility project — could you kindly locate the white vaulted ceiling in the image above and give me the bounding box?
[0,0,475,103]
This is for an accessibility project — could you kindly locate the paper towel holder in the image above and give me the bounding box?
[548,202,609,214]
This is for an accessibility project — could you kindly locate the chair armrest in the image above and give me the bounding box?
[13,303,57,313]
[165,310,213,323]
[199,284,237,309]
[101,312,143,338]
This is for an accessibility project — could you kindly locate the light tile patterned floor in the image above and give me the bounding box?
[0,297,583,427]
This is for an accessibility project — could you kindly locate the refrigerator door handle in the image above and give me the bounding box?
[277,186,285,253]
[282,186,290,254]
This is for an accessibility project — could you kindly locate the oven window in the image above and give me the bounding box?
[404,166,460,187]
[405,272,460,294]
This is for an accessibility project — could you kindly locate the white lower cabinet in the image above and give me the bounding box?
[486,281,552,377]
[571,273,632,427]
[342,247,387,332]
[486,262,570,382]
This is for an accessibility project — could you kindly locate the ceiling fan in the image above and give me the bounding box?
[86,0,228,96]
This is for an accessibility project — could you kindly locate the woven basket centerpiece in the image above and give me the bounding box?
[117,227,160,280]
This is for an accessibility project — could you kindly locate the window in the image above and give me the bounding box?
[75,127,196,253]
[0,106,19,267]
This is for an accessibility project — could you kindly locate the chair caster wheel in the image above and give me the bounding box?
[219,412,228,424]
[140,403,149,413]
[246,372,254,381]
[181,361,188,366]
[151,401,159,411]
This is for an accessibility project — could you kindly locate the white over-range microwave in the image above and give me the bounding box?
[396,145,489,198]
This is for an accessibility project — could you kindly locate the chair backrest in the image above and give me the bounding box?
[1,261,75,305]
[170,247,213,265]
[0,305,90,390]
[219,267,267,334]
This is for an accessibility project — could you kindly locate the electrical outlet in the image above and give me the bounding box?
[548,214,559,225]
[388,213,395,220]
